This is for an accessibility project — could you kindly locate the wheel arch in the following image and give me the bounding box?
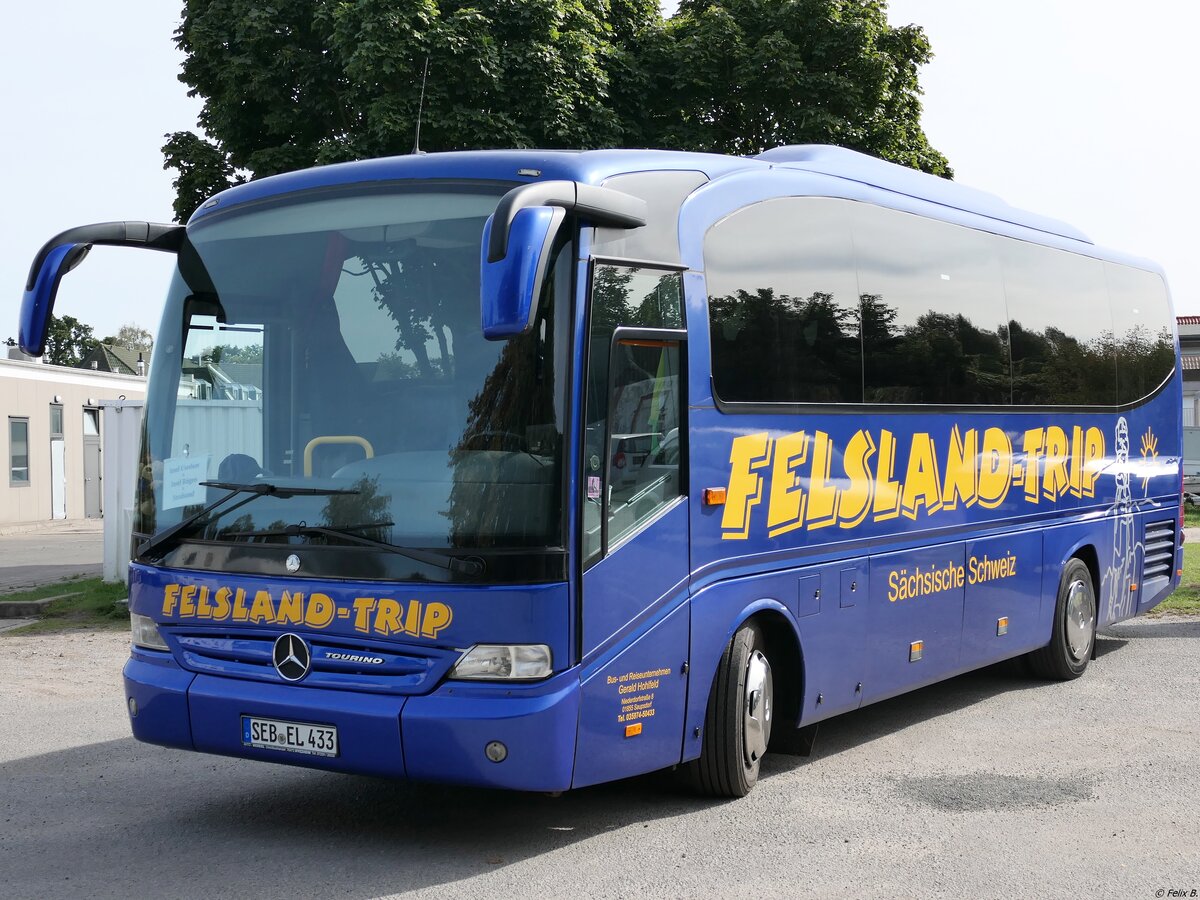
[1057,539,1101,623]
[719,600,805,732]
[1072,543,1101,598]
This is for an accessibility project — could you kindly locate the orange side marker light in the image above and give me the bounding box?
[703,487,727,506]
[625,723,643,738]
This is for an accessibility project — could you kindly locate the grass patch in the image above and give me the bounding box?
[1184,504,1200,529]
[0,577,128,635]
[1152,541,1200,616]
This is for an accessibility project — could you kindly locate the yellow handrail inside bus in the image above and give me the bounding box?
[303,435,374,476]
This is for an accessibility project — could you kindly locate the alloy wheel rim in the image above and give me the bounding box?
[1065,579,1094,662]
[743,649,773,766]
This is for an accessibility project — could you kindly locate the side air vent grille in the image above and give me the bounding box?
[1143,520,1176,582]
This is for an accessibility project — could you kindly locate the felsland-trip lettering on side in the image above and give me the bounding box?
[160,583,453,638]
[721,425,1106,539]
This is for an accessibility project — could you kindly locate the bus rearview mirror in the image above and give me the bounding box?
[18,221,185,356]
[480,206,566,340]
[19,243,91,356]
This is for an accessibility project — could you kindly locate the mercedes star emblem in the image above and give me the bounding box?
[285,553,301,573]
[272,633,311,682]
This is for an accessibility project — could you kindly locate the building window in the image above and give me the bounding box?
[9,418,30,485]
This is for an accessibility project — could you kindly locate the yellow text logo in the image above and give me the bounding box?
[161,583,453,639]
[722,425,1106,539]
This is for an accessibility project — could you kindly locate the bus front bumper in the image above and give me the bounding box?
[123,653,580,791]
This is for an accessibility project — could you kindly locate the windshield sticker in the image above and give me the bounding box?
[162,455,211,509]
[587,475,601,499]
[160,583,453,639]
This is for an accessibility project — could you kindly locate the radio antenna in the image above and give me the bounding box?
[412,56,430,155]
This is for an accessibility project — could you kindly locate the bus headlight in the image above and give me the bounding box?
[130,613,169,651]
[449,644,552,681]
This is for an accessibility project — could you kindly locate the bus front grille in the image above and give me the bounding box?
[164,627,457,694]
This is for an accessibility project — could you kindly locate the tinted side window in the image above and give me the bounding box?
[584,266,684,562]
[1001,240,1114,405]
[852,204,1010,405]
[1106,263,1175,404]
[706,198,862,403]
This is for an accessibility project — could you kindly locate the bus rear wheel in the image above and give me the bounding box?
[687,621,773,797]
[1028,557,1096,680]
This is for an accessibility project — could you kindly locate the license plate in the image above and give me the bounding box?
[241,715,339,758]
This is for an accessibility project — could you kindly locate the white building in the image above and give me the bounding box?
[0,351,146,526]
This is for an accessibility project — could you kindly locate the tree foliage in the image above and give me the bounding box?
[624,0,950,173]
[204,343,264,365]
[102,323,154,353]
[44,314,99,367]
[165,0,948,220]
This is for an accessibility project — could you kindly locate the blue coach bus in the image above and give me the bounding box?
[19,146,1181,796]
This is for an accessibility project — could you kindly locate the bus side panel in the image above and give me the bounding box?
[961,531,1046,664]
[794,558,870,725]
[572,601,690,788]
[863,544,965,705]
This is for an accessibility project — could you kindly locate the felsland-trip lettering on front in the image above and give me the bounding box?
[721,425,1106,539]
[161,583,453,638]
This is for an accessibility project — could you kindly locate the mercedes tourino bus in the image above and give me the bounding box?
[18,146,1182,796]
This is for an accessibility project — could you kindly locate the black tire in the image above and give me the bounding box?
[687,621,773,798]
[1027,558,1096,680]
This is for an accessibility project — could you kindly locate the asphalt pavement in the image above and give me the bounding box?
[0,519,103,594]
[0,616,1197,899]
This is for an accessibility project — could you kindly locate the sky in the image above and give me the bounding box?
[2,0,1198,346]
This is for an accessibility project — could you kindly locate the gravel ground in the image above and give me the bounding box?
[0,618,1197,899]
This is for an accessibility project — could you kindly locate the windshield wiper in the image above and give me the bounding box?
[221,522,483,576]
[136,481,359,559]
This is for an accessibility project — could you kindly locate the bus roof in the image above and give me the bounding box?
[191,145,1088,245]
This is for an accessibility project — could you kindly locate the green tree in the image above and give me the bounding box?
[44,314,99,367]
[623,0,949,173]
[101,323,154,353]
[165,0,640,220]
[165,0,948,220]
[203,343,264,365]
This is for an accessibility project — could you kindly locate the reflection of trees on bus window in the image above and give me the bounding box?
[705,197,1175,408]
[443,240,570,550]
[583,265,685,562]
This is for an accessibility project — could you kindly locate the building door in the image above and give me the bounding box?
[49,404,65,519]
[83,408,102,518]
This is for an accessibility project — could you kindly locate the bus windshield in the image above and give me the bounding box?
[135,183,569,581]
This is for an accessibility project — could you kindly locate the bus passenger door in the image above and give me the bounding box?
[573,265,691,788]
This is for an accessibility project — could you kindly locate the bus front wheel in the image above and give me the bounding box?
[1028,557,1096,680]
[687,621,773,798]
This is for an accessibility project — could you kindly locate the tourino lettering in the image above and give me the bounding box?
[722,424,1107,539]
[160,583,453,639]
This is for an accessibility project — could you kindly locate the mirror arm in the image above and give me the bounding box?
[488,182,647,263]
[25,221,184,291]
